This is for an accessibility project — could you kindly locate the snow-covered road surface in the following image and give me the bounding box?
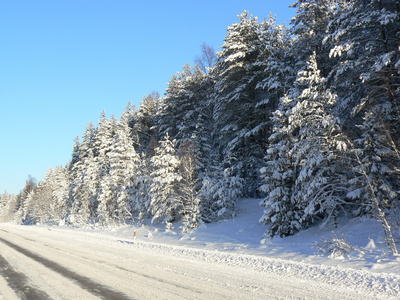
[0,224,397,299]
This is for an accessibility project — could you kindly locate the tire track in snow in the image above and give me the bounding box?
[3,230,205,297]
[2,229,206,297]
[0,254,50,300]
[0,236,133,300]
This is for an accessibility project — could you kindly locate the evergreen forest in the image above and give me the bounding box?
[1,1,400,254]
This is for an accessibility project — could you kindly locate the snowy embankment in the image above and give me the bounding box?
[97,198,400,298]
[0,198,399,299]
[126,241,400,298]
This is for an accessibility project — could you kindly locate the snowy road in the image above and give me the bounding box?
[0,224,396,299]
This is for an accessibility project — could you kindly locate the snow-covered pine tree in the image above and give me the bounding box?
[213,11,264,196]
[326,0,400,255]
[198,13,292,221]
[150,133,182,224]
[131,93,160,156]
[158,62,217,221]
[326,0,400,126]
[290,0,337,77]
[185,65,216,176]
[255,14,293,119]
[158,64,194,142]
[158,64,211,148]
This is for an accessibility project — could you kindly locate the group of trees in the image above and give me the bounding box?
[1,1,399,252]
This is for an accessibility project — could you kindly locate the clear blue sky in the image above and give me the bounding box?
[0,0,295,194]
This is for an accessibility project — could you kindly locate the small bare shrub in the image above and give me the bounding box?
[314,232,354,258]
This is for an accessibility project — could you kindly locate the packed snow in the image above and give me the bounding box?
[0,198,399,299]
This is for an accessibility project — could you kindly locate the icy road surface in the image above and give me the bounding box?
[0,224,398,299]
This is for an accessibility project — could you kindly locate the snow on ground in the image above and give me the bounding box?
[87,198,400,276]
[1,198,400,299]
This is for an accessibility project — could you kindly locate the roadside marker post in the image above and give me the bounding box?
[134,231,136,243]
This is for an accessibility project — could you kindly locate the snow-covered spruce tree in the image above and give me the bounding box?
[95,113,118,226]
[350,131,400,256]
[259,1,348,237]
[289,53,349,229]
[150,133,182,225]
[198,148,234,223]
[177,139,202,232]
[119,99,155,221]
[28,170,49,224]
[194,88,236,223]
[26,166,69,224]
[29,171,54,224]
[13,176,37,223]
[107,113,141,224]
[158,64,211,148]
[186,66,216,175]
[0,192,9,221]
[158,64,195,141]
[290,0,337,77]
[18,189,38,224]
[96,175,114,226]
[260,53,349,237]
[68,135,81,215]
[121,101,137,133]
[326,0,400,126]
[326,0,400,255]
[259,93,300,237]
[213,11,266,197]
[255,17,298,236]
[0,192,19,222]
[350,76,400,254]
[158,61,220,222]
[96,113,142,226]
[131,153,152,222]
[258,25,305,237]
[0,192,6,213]
[201,166,244,222]
[131,92,160,156]
[69,122,100,225]
[199,13,292,220]
[47,165,70,223]
[255,15,292,116]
